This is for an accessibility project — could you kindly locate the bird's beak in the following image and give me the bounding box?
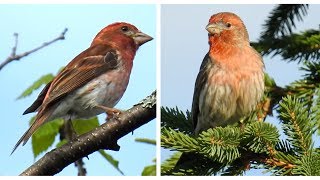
[133,32,153,46]
[206,22,225,35]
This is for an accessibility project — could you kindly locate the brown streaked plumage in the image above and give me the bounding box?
[12,22,153,154]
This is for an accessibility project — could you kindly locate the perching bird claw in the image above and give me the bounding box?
[96,105,122,121]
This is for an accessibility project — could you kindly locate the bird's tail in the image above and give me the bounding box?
[11,110,51,155]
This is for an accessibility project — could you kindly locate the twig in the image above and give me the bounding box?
[0,28,68,71]
[263,157,295,170]
[75,158,87,176]
[20,91,156,176]
[11,33,18,57]
[240,147,295,173]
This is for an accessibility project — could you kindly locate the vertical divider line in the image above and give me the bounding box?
[156,2,162,177]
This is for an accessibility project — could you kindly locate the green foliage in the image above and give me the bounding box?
[161,107,283,175]
[161,107,193,134]
[161,95,320,175]
[292,153,320,175]
[30,116,100,158]
[313,89,320,135]
[72,117,99,135]
[260,4,309,39]
[17,73,54,99]
[252,4,320,63]
[161,127,199,153]
[98,150,124,175]
[199,127,241,163]
[264,73,277,88]
[278,96,314,155]
[253,30,320,62]
[162,151,224,176]
[161,152,182,174]
[142,164,156,176]
[142,158,156,176]
[135,138,156,145]
[31,117,64,158]
[242,122,279,154]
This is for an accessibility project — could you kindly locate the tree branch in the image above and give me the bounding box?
[0,28,68,71]
[20,90,156,176]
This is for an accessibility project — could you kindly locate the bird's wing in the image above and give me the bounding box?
[23,81,52,115]
[191,53,211,131]
[45,44,120,107]
[28,44,119,112]
[13,45,119,154]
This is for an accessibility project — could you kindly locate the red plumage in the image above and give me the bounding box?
[192,12,265,134]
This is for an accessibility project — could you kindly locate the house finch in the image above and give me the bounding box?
[192,12,264,134]
[12,22,153,154]
[175,12,264,168]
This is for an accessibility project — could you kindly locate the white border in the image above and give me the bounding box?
[1,1,318,177]
[156,3,161,177]
[0,0,319,4]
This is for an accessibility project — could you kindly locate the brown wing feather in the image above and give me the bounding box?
[44,44,119,108]
[191,53,211,131]
[23,81,52,115]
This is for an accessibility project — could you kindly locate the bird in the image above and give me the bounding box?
[12,22,153,154]
[175,12,265,168]
[192,12,265,134]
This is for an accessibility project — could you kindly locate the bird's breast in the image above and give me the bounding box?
[196,58,264,133]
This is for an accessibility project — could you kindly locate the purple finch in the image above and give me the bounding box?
[192,12,265,134]
[12,22,153,154]
[175,12,264,168]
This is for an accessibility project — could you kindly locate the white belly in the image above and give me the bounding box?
[50,68,130,120]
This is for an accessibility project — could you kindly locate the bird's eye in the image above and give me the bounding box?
[226,22,232,28]
[121,26,129,32]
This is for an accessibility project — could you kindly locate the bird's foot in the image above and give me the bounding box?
[96,105,122,121]
[63,119,78,141]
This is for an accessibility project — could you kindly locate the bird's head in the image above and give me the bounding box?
[206,12,249,45]
[91,22,153,49]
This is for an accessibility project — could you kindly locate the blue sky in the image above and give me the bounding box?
[0,4,156,176]
[161,4,320,175]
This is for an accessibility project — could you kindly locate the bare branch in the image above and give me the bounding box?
[11,33,18,57]
[75,158,87,176]
[20,90,156,176]
[0,28,68,71]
